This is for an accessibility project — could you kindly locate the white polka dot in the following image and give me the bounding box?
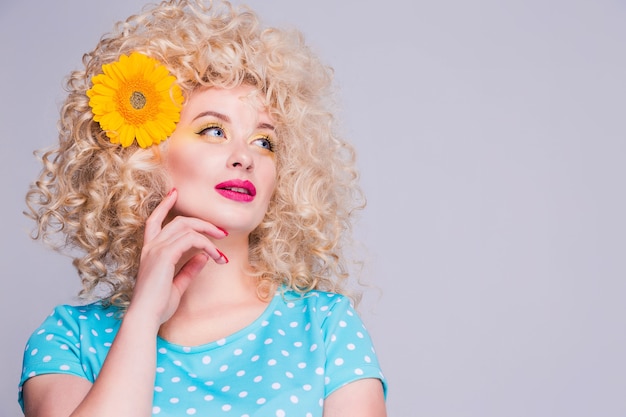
[278,329,286,336]
[105,328,114,333]
[66,331,74,337]
[188,373,197,378]
[294,341,303,347]
[357,332,364,338]
[276,410,286,417]
[310,344,318,352]
[220,364,228,372]
[256,398,266,405]
[315,367,324,375]
[60,365,70,371]
[204,395,214,401]
[364,355,372,363]
[268,359,277,366]
[158,347,167,354]
[222,404,231,411]
[251,355,260,362]
[88,347,97,354]
[30,349,38,356]
[91,329,99,337]
[285,371,294,378]
[221,385,231,392]
[272,382,281,389]
[233,348,243,356]
[78,315,88,320]
[173,360,182,366]
[281,350,290,357]
[187,386,197,392]
[155,386,163,392]
[306,413,313,417]
[171,377,181,383]
[204,380,215,386]
[330,334,337,342]
[217,338,226,346]
[254,376,263,382]
[183,347,192,353]
[156,367,165,373]
[320,306,329,311]
[303,384,312,391]
[202,355,211,364]
[297,362,307,369]
[237,370,246,377]
[264,338,273,345]
[247,333,256,340]
[339,320,347,328]
[290,395,299,404]
[274,310,283,316]
[152,406,161,414]
[186,408,196,415]
[239,391,248,398]
[305,323,311,331]
[287,302,295,308]
[355,368,364,375]
[325,376,330,384]
[60,344,69,350]
[46,334,53,341]
[335,358,344,366]
[104,342,112,347]
[170,397,180,404]
[289,321,298,328]
[347,343,356,350]
[42,355,52,363]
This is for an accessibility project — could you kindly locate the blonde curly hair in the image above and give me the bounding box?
[26,0,365,309]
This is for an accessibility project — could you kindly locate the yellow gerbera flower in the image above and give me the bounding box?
[87,52,184,148]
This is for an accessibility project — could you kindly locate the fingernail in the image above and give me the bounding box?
[167,188,177,197]
[216,249,229,264]
[216,226,228,236]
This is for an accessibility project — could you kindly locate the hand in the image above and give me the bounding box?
[127,189,227,326]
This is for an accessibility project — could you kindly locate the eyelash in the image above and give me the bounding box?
[196,124,275,152]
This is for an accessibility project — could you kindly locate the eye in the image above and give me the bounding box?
[197,125,226,139]
[252,136,274,152]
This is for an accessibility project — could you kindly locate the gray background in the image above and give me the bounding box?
[1,0,625,416]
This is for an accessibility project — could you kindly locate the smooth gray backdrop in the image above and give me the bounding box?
[1,1,625,416]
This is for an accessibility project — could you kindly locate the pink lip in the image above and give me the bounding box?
[215,179,257,202]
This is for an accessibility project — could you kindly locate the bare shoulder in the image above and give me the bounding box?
[23,374,92,417]
[323,378,387,417]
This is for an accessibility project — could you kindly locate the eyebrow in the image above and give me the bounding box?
[192,111,276,131]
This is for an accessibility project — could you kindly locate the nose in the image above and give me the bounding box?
[227,142,254,171]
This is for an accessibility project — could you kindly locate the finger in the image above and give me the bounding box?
[172,252,209,295]
[144,188,178,242]
[163,216,229,240]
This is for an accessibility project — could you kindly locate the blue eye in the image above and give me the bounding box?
[253,136,274,152]
[198,125,225,138]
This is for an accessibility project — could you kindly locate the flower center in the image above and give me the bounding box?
[130,91,147,110]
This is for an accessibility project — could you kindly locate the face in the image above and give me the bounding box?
[165,85,277,235]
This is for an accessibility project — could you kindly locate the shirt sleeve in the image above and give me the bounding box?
[18,305,91,409]
[321,295,388,399]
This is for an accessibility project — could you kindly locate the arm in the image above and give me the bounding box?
[323,378,387,417]
[22,190,226,417]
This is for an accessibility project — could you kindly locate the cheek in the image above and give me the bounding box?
[166,147,202,184]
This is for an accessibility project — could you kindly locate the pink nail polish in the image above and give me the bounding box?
[216,249,229,263]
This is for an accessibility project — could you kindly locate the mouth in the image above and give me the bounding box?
[215,179,257,202]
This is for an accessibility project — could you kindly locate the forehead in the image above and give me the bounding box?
[182,85,268,117]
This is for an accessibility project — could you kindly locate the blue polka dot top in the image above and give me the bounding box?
[19,288,387,416]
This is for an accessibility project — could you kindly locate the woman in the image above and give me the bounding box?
[19,1,387,416]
